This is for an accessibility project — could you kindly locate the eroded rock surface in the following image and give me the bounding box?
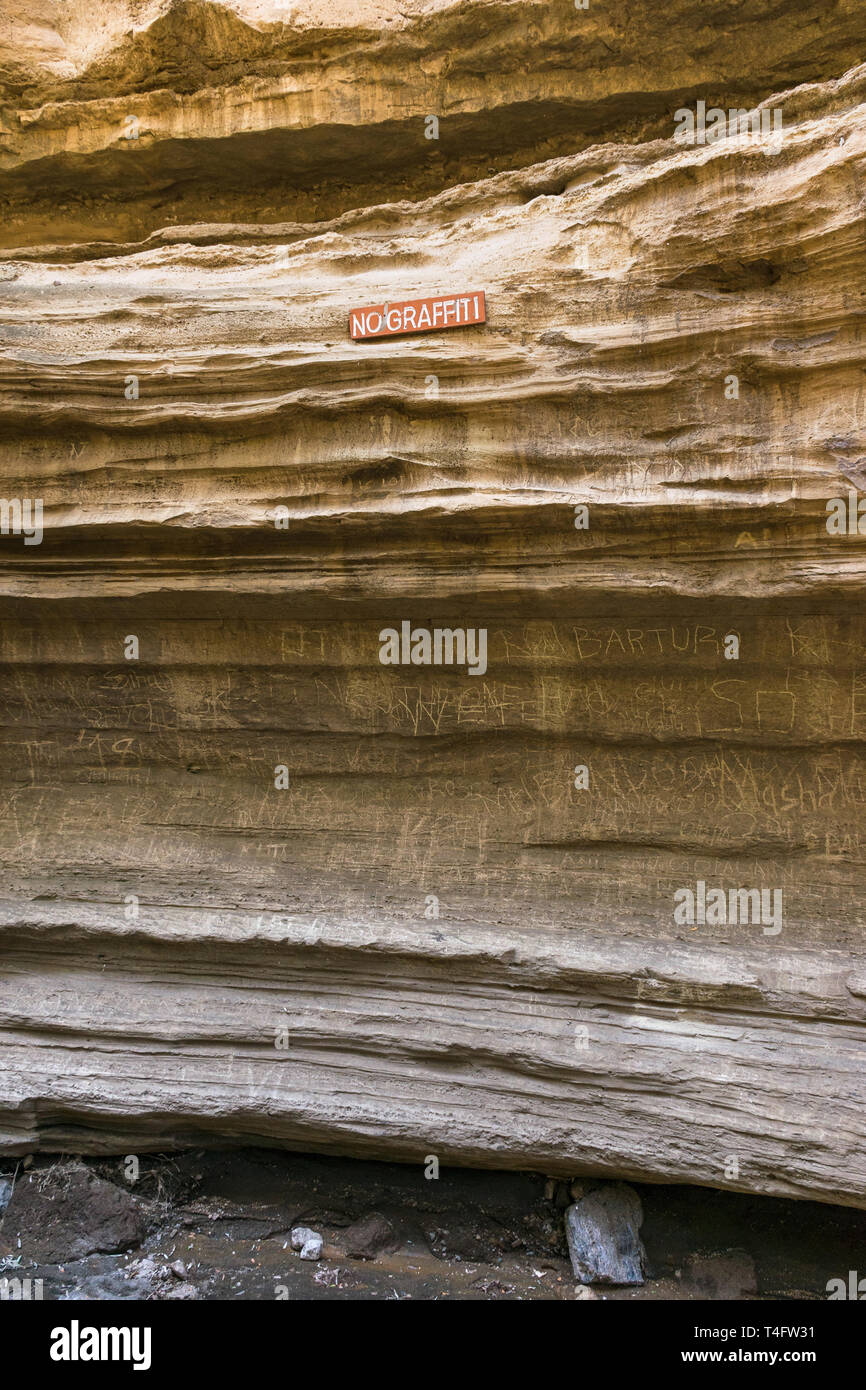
[0,2,865,1207]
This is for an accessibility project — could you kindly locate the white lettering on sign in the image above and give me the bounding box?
[349,292,486,340]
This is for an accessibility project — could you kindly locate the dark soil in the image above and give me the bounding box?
[0,1149,862,1301]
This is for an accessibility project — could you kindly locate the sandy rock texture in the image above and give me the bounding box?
[0,2,865,1205]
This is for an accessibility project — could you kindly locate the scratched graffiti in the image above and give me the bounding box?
[0,612,863,945]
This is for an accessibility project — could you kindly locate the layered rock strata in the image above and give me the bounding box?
[0,1,865,1207]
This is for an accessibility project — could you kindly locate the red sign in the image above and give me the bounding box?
[349,291,486,340]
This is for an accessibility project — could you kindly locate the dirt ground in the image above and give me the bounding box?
[1,1149,862,1301]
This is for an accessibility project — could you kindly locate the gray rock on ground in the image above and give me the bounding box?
[290,1225,323,1260]
[565,1183,646,1286]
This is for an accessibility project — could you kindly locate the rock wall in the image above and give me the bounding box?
[1,0,865,1206]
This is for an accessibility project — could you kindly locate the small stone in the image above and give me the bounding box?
[290,1225,319,1251]
[543,1179,571,1209]
[565,1182,646,1286]
[299,1234,323,1261]
[0,1178,13,1213]
[170,1260,187,1279]
[573,1283,598,1300]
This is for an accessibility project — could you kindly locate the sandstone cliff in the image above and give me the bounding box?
[1,1,865,1208]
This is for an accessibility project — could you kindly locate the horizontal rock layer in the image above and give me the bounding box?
[0,0,864,1206]
[4,0,866,246]
[2,903,864,1207]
